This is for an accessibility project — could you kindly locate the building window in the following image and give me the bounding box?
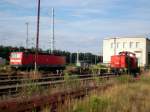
[129,42,133,48]
[136,42,140,48]
[117,42,120,48]
[123,42,126,48]
[111,43,113,48]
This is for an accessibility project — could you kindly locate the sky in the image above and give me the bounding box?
[0,0,150,54]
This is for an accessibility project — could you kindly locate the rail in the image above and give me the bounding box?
[0,74,116,96]
[0,75,116,112]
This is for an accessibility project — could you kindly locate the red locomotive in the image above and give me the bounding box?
[111,51,139,76]
[10,52,66,70]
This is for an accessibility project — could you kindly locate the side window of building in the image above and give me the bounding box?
[129,42,133,48]
[136,42,140,48]
[117,42,120,48]
[123,42,126,48]
[111,43,113,48]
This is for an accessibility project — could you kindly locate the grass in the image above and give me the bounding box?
[0,65,13,73]
[20,79,44,96]
[53,73,150,112]
[1,71,150,112]
[64,73,81,90]
[18,73,90,98]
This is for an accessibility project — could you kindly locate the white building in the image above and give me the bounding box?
[103,36,150,67]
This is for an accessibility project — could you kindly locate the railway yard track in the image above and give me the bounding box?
[0,73,115,96]
[0,84,114,112]
[0,73,118,112]
[0,73,116,112]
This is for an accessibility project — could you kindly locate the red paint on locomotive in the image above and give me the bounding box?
[111,51,138,70]
[10,52,66,68]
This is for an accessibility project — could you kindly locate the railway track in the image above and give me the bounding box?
[0,73,62,80]
[0,77,115,112]
[0,73,113,85]
[0,73,115,97]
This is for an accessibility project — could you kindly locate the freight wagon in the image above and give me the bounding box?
[10,52,66,70]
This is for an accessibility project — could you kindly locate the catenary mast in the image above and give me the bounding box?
[35,0,40,72]
[51,8,55,54]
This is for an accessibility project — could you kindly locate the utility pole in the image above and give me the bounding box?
[70,53,72,64]
[51,8,55,54]
[76,51,80,67]
[95,55,97,64]
[35,0,40,74]
[26,22,29,50]
[114,37,116,55]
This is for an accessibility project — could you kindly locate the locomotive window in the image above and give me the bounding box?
[11,54,16,58]
[11,53,21,58]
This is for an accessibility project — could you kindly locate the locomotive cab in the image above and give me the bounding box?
[10,52,23,68]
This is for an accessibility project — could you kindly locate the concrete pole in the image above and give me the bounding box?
[26,22,29,50]
[51,8,55,54]
[35,0,40,74]
[114,37,116,55]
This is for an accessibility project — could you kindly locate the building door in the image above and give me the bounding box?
[148,52,150,65]
[135,51,142,66]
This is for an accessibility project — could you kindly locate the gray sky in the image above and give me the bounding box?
[0,0,150,54]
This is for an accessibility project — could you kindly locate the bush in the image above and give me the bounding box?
[90,96,111,112]
[115,75,133,84]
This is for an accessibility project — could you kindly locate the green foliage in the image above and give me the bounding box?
[90,96,111,112]
[73,107,85,112]
[32,108,37,112]
[21,80,42,96]
[0,65,12,73]
[71,95,112,112]
[140,75,150,84]
[93,76,106,85]
[115,75,133,84]
[0,45,101,65]
[64,73,80,89]
[26,82,40,96]
[60,74,150,112]
[90,64,109,74]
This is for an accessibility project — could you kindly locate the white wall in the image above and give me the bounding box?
[103,37,147,66]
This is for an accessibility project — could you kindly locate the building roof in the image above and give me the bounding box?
[104,35,150,41]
